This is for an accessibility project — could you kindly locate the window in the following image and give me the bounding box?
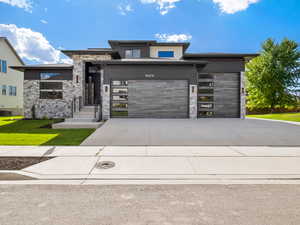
[0,60,7,73]
[1,85,6,95]
[8,86,17,96]
[112,80,128,86]
[12,86,17,96]
[198,82,214,87]
[125,49,141,58]
[199,103,214,109]
[198,111,214,117]
[112,95,128,101]
[40,72,61,80]
[198,96,214,102]
[40,82,63,90]
[198,73,213,79]
[112,102,128,109]
[40,91,63,99]
[158,51,174,58]
[112,88,128,94]
[198,89,214,94]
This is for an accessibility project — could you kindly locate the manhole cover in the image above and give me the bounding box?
[96,161,115,169]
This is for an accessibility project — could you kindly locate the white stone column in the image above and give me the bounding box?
[240,71,246,119]
[189,84,198,119]
[102,84,110,120]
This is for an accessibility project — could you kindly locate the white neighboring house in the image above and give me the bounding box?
[0,37,24,115]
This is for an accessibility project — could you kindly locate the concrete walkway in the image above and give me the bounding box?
[81,118,300,146]
[2,146,300,184]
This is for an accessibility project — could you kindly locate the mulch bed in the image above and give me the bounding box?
[0,157,54,170]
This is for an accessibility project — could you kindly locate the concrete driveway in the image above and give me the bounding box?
[81,118,300,146]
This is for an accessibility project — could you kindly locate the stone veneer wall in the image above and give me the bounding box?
[72,54,111,103]
[24,80,76,118]
[23,54,111,119]
[189,85,197,119]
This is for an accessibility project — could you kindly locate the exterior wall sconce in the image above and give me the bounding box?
[105,86,108,93]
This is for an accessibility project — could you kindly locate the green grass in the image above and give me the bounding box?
[247,112,300,122]
[0,116,95,146]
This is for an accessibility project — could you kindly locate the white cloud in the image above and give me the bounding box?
[212,0,260,14]
[139,0,259,14]
[40,19,48,24]
[0,24,72,64]
[155,33,192,42]
[118,3,133,15]
[0,0,33,12]
[140,0,181,15]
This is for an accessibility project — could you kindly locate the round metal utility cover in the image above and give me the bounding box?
[96,161,115,169]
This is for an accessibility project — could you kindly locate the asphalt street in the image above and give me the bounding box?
[0,184,300,225]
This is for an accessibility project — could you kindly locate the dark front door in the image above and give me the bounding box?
[85,74,100,105]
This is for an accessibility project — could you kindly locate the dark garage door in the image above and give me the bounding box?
[128,80,188,118]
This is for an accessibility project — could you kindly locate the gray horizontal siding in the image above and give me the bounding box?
[128,80,188,118]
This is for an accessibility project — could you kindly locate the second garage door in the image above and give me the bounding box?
[128,80,188,118]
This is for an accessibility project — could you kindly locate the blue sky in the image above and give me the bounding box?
[0,0,299,64]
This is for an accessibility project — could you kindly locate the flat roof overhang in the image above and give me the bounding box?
[184,53,259,58]
[61,50,121,59]
[10,64,73,72]
[91,60,207,66]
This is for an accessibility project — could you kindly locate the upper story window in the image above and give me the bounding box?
[0,60,7,73]
[40,72,61,80]
[158,51,174,58]
[125,49,141,58]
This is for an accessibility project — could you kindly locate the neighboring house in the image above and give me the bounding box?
[12,40,258,120]
[0,37,24,115]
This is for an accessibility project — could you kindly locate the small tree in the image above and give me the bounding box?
[246,38,300,112]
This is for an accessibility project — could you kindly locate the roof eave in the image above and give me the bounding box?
[10,65,74,72]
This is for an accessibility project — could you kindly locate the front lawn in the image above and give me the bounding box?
[247,112,300,123]
[0,117,95,146]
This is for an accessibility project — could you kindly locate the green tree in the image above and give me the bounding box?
[246,38,300,112]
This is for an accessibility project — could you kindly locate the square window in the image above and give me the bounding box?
[158,51,174,58]
[125,49,141,58]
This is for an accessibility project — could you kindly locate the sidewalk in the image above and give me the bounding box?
[1,145,300,184]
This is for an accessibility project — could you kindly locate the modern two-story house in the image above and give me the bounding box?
[0,37,24,115]
[12,40,258,120]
